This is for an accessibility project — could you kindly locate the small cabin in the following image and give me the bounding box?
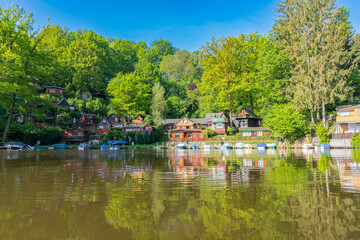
[108,113,127,128]
[132,114,145,126]
[169,129,203,142]
[44,86,64,96]
[13,113,34,124]
[233,108,260,128]
[79,113,97,125]
[77,90,93,101]
[96,117,112,134]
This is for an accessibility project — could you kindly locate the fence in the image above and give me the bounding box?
[332,133,353,140]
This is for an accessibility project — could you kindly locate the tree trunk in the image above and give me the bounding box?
[311,104,315,124]
[322,86,326,127]
[2,94,16,143]
[229,92,233,128]
[249,94,254,112]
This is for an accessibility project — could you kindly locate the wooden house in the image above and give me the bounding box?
[233,108,261,128]
[169,129,203,142]
[79,113,97,125]
[108,113,127,128]
[54,98,75,111]
[13,113,35,124]
[238,127,270,137]
[175,117,198,129]
[44,86,64,96]
[132,114,145,126]
[162,119,181,132]
[207,112,228,134]
[77,90,93,101]
[96,117,112,134]
[121,124,153,135]
[335,105,360,134]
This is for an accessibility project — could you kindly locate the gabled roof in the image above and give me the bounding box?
[45,86,65,90]
[97,117,111,125]
[336,105,360,111]
[58,98,70,106]
[122,124,144,128]
[233,108,259,119]
[162,119,181,125]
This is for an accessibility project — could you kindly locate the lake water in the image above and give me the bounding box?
[1,149,360,239]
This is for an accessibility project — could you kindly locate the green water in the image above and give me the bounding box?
[0,149,360,239]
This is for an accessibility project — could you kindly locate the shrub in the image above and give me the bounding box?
[136,131,144,144]
[351,133,360,148]
[143,130,150,144]
[226,126,234,135]
[316,122,330,144]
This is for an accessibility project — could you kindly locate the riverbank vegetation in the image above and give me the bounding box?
[1,0,359,144]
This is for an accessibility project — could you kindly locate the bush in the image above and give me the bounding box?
[8,123,62,145]
[351,134,360,148]
[203,128,216,138]
[226,126,234,135]
[136,131,144,144]
[316,122,330,144]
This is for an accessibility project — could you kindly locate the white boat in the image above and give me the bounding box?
[302,144,314,149]
[204,145,212,150]
[221,143,232,150]
[244,144,252,149]
[78,143,90,150]
[267,143,276,149]
[235,142,244,149]
[175,144,187,150]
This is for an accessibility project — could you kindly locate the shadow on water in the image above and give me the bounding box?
[1,149,360,239]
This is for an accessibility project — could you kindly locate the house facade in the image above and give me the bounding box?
[169,129,203,142]
[132,114,145,126]
[232,108,270,137]
[121,124,153,134]
[79,113,97,125]
[77,90,93,101]
[207,112,228,134]
[44,86,64,96]
[96,117,112,134]
[335,105,360,134]
[108,113,127,128]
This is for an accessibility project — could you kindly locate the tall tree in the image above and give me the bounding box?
[0,5,46,143]
[107,72,150,118]
[275,0,360,125]
[150,82,167,125]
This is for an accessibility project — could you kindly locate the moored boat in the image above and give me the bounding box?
[78,143,90,150]
[110,145,121,150]
[302,143,314,149]
[204,145,212,150]
[52,144,69,150]
[235,142,244,149]
[221,143,232,150]
[175,144,187,150]
[101,144,110,150]
[257,143,266,150]
[318,143,330,149]
[267,143,276,149]
[244,144,252,149]
[192,145,199,150]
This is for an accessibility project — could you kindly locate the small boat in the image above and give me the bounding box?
[257,143,266,150]
[101,144,110,150]
[175,144,187,150]
[33,146,46,150]
[267,143,276,149]
[110,145,121,150]
[204,145,212,150]
[192,145,199,150]
[244,144,252,149]
[318,143,330,149]
[221,143,232,150]
[78,143,90,150]
[235,142,244,149]
[46,146,55,150]
[52,144,69,150]
[302,143,314,149]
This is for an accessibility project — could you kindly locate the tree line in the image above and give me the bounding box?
[1,0,360,142]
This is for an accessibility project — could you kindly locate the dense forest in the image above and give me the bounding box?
[1,0,360,142]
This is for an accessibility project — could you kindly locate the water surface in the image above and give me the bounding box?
[1,149,360,239]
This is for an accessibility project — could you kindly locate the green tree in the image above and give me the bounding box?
[275,0,360,125]
[150,82,167,125]
[107,72,150,118]
[166,96,187,118]
[85,98,108,116]
[143,130,150,144]
[136,131,144,144]
[264,104,311,142]
[0,5,46,142]
[316,122,330,144]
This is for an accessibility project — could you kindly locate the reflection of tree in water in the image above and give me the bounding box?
[104,156,360,240]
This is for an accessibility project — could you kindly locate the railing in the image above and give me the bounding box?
[167,137,205,142]
[332,133,353,140]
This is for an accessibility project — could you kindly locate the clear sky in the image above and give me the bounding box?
[1,0,359,51]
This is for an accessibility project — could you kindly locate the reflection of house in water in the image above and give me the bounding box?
[337,161,360,193]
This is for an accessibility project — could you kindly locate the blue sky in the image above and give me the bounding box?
[1,0,359,51]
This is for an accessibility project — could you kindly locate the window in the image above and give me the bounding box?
[184,120,188,123]
[257,131,263,136]
[17,117,23,123]
[69,106,75,111]
[188,134,192,138]
[340,111,349,116]
[103,119,106,124]
[99,126,104,129]
[216,123,223,128]
[242,131,251,137]
[175,134,180,138]
[82,94,88,98]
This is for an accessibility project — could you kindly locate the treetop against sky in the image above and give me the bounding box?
[2,0,359,51]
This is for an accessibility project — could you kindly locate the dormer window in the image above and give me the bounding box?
[184,120,188,123]
[103,119,106,124]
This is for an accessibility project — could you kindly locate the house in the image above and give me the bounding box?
[54,98,75,111]
[108,113,127,128]
[121,124,153,135]
[96,117,112,134]
[208,112,228,135]
[132,114,146,126]
[334,105,360,136]
[169,129,204,142]
[77,90,93,101]
[79,113,97,125]
[62,127,88,145]
[13,113,35,124]
[162,119,181,132]
[232,108,270,137]
[44,86,64,96]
